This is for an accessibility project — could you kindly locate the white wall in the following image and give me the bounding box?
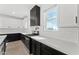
[23,10,33,34]
[0,15,28,33]
[40,4,78,43]
[0,16,27,28]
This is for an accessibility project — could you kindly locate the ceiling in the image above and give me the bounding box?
[0,4,54,19]
[0,4,34,18]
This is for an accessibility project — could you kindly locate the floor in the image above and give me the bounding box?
[5,40,29,55]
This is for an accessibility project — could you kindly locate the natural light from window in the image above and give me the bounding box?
[46,6,58,31]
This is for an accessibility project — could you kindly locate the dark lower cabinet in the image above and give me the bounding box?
[5,33,22,42]
[30,39,40,55]
[21,35,30,50]
[30,38,66,55]
[35,41,41,55]
[31,39,36,54]
[40,43,66,55]
[21,35,32,55]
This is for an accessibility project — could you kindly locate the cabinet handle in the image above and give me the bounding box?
[75,16,77,24]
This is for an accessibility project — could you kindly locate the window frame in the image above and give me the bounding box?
[44,5,59,31]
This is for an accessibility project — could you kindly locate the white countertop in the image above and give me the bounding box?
[0,28,28,34]
[30,36,79,55]
[0,35,7,45]
[0,29,79,55]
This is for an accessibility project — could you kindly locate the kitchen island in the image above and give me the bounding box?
[24,35,79,55]
[0,31,79,55]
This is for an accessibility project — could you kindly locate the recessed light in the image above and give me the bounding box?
[12,11,15,14]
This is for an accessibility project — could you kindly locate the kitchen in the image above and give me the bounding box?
[0,4,79,55]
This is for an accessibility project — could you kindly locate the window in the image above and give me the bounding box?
[45,6,58,31]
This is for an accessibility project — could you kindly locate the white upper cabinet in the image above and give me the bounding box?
[59,4,78,27]
[77,5,79,25]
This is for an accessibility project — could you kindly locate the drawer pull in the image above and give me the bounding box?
[75,16,77,23]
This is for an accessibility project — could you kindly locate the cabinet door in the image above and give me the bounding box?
[25,37,30,50]
[77,5,79,25]
[6,33,21,42]
[30,5,40,26]
[40,43,66,55]
[21,36,30,54]
[36,6,40,26]
[30,9,37,26]
[59,4,77,27]
[35,41,41,55]
[31,39,36,54]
